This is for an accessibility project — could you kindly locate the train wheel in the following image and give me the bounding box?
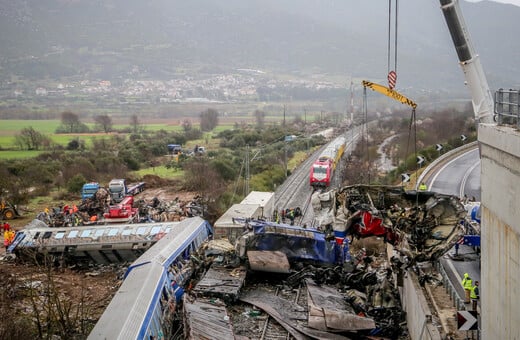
[3,209,15,220]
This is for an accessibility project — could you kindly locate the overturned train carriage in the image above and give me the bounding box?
[312,185,467,262]
[8,219,188,264]
[235,220,352,267]
[88,217,212,340]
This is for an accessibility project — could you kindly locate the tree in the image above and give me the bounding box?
[200,108,219,132]
[129,114,141,134]
[14,126,50,150]
[94,115,113,133]
[61,111,80,133]
[181,119,193,132]
[253,109,266,128]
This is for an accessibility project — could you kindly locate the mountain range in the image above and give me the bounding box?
[1,0,519,95]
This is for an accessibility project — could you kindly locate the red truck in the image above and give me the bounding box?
[103,196,138,223]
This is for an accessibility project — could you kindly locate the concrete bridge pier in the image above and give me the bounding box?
[478,123,520,339]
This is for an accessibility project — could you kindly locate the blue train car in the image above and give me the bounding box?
[237,219,351,266]
[88,217,212,340]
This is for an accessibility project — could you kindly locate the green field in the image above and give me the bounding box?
[0,120,61,134]
[0,150,44,159]
[132,165,185,179]
[0,119,195,152]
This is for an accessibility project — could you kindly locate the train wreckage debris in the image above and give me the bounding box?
[312,185,466,263]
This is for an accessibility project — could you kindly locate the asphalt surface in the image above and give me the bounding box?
[429,147,481,312]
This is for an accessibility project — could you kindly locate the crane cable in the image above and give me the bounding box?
[388,0,419,194]
[362,86,370,185]
[387,0,399,88]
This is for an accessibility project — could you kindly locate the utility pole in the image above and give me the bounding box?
[283,104,286,127]
[350,80,354,125]
[245,145,250,195]
[284,141,288,178]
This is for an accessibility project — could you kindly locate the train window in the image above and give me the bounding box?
[136,227,148,235]
[54,231,66,239]
[80,229,92,237]
[150,226,162,235]
[42,231,52,239]
[33,232,40,239]
[122,229,132,236]
[314,166,327,174]
[67,230,79,238]
[94,229,105,237]
[150,317,160,339]
[107,228,119,237]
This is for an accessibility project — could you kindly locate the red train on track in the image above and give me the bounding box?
[310,136,346,188]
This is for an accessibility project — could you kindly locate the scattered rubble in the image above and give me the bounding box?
[312,185,466,263]
[33,193,206,227]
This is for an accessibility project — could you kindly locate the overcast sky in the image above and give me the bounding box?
[468,0,520,6]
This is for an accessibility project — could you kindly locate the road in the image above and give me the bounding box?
[428,146,481,311]
[429,147,481,201]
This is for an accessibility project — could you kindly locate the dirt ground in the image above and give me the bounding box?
[0,181,198,338]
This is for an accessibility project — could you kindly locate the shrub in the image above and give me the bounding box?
[66,174,86,194]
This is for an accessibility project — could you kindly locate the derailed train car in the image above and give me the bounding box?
[235,219,352,267]
[88,217,212,340]
[8,219,180,265]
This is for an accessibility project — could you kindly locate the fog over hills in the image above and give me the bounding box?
[1,0,519,95]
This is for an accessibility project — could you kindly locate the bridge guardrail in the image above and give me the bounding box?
[416,141,478,191]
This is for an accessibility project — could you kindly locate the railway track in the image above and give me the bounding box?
[259,284,307,340]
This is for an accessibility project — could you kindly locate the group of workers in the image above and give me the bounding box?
[274,207,302,225]
[462,272,480,312]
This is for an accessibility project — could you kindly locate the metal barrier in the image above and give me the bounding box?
[495,88,520,127]
[436,261,466,311]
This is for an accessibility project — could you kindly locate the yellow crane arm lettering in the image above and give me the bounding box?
[362,80,417,109]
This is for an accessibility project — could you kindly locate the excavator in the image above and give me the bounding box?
[1,198,20,220]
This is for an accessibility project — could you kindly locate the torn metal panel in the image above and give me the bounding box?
[247,250,291,273]
[240,289,351,340]
[306,279,376,331]
[183,297,235,340]
[193,265,247,302]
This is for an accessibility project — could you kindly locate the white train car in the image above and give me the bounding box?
[8,219,179,264]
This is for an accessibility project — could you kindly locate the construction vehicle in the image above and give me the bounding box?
[1,198,20,220]
[439,0,494,124]
[108,179,145,203]
[438,0,496,256]
[103,195,138,223]
[81,182,100,200]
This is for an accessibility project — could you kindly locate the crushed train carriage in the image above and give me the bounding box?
[311,184,467,263]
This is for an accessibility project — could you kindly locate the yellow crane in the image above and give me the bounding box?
[362,80,417,109]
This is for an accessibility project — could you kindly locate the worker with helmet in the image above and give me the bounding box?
[461,273,473,304]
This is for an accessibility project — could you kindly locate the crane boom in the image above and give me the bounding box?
[439,0,494,124]
[362,80,417,109]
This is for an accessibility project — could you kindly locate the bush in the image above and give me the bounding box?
[66,174,86,194]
